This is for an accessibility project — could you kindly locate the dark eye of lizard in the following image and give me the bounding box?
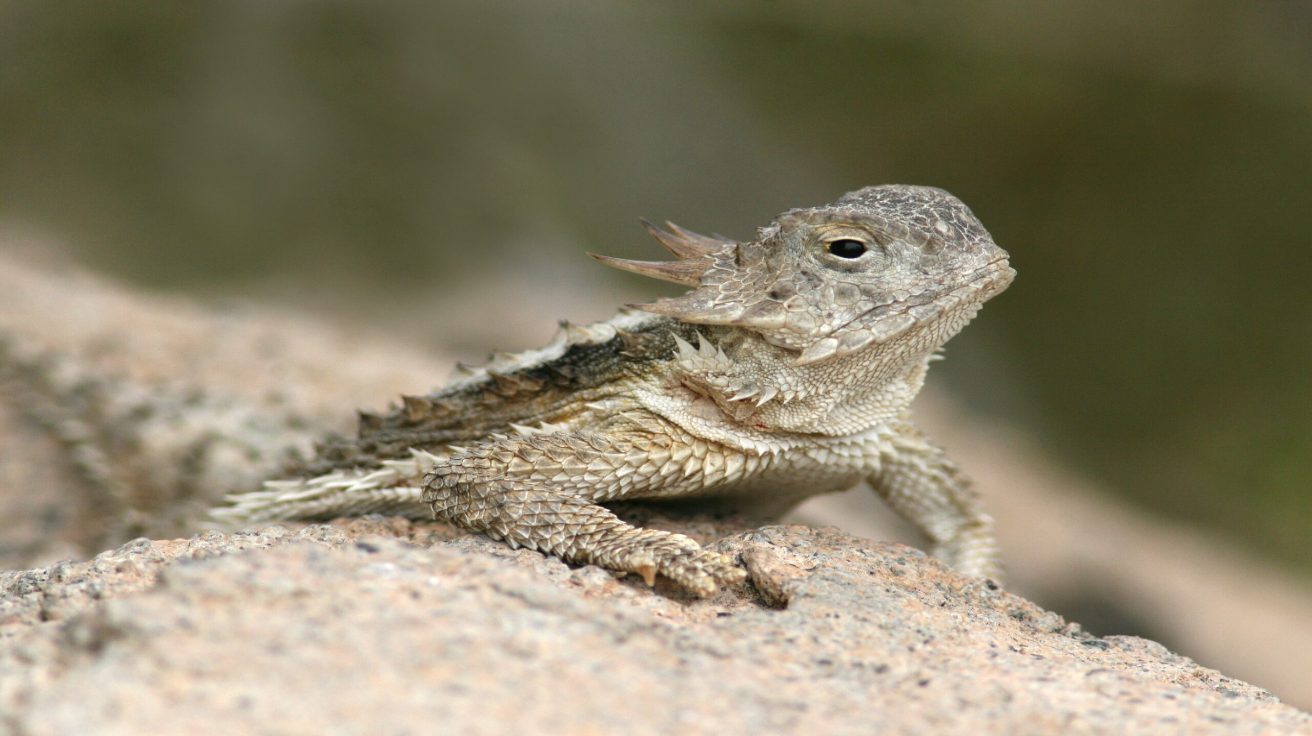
[827,239,867,259]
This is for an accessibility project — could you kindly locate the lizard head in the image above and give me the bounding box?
[592,185,1014,364]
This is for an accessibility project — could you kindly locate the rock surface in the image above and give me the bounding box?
[2,517,1307,736]
[1,246,1310,731]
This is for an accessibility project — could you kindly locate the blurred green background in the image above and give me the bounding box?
[1,2,1309,573]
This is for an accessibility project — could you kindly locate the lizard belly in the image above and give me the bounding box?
[672,464,866,517]
[624,420,888,516]
[627,461,865,518]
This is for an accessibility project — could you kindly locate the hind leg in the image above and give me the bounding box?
[422,423,747,596]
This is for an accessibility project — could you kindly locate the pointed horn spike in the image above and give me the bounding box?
[671,333,698,362]
[730,384,760,402]
[796,337,840,366]
[694,331,713,357]
[664,220,728,249]
[629,298,746,324]
[639,218,725,259]
[401,395,432,422]
[589,252,709,286]
[486,371,520,395]
[615,328,643,355]
[557,319,591,344]
[357,410,384,431]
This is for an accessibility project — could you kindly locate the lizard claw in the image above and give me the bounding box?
[635,562,657,587]
[615,541,745,597]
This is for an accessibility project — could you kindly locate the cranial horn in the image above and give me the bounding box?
[588,253,710,286]
[628,294,746,324]
[665,220,729,248]
[639,219,728,259]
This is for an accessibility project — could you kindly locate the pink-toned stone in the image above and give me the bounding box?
[2,519,1306,735]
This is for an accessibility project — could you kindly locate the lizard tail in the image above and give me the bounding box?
[209,449,441,525]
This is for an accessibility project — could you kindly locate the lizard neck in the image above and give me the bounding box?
[666,324,934,437]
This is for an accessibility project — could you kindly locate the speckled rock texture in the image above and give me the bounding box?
[2,518,1307,736]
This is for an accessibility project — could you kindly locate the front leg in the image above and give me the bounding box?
[421,424,747,596]
[867,421,1002,581]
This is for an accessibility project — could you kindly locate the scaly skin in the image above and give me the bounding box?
[215,185,1015,596]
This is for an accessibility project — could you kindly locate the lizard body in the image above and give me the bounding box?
[214,184,1014,595]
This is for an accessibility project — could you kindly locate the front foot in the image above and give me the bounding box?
[932,518,1003,582]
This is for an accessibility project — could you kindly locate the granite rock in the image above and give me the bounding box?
[2,518,1307,736]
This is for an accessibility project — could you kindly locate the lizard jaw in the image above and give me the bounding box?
[794,258,1015,365]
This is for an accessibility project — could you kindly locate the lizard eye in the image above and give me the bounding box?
[826,239,868,259]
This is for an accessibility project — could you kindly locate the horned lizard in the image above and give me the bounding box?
[213,184,1015,596]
